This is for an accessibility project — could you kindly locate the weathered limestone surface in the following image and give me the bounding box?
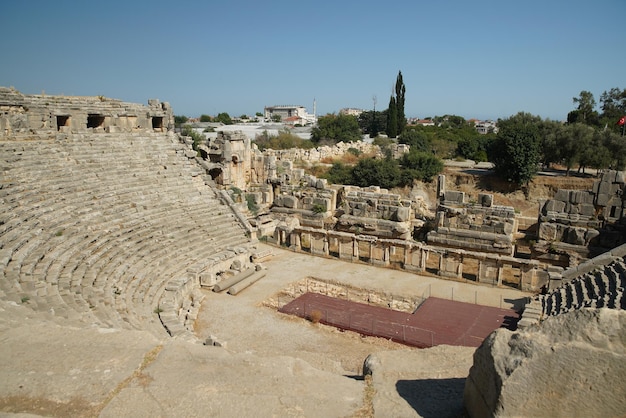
[364,346,476,418]
[537,170,626,253]
[428,176,517,255]
[464,308,626,418]
[0,87,173,136]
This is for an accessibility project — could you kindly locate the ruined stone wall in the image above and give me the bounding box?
[274,226,545,291]
[537,170,626,252]
[199,131,252,190]
[265,140,382,163]
[427,175,517,255]
[335,186,413,239]
[0,87,173,137]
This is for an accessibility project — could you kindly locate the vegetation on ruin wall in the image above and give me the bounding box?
[323,150,443,189]
[253,130,315,151]
[181,126,205,152]
[398,122,494,162]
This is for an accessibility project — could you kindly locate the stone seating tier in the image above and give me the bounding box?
[0,133,250,335]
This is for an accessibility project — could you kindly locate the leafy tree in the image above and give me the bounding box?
[174,115,189,125]
[538,119,562,169]
[386,95,398,138]
[398,128,432,153]
[456,135,492,162]
[399,150,443,183]
[490,112,542,187]
[310,114,361,144]
[351,157,401,189]
[358,110,387,136]
[568,90,600,126]
[600,87,626,132]
[578,129,612,174]
[199,114,212,122]
[601,129,626,170]
[215,112,233,125]
[324,162,353,185]
[557,123,594,175]
[271,114,282,122]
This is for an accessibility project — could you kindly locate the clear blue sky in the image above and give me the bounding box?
[1,0,624,121]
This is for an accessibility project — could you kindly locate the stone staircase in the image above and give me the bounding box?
[0,132,250,336]
[519,244,626,328]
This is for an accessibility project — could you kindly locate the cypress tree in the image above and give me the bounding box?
[395,71,406,134]
[387,95,398,138]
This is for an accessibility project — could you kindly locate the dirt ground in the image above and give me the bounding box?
[194,284,404,376]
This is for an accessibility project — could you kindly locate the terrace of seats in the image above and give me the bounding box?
[520,244,626,327]
[0,131,250,336]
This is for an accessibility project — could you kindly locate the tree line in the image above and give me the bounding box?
[177,75,626,190]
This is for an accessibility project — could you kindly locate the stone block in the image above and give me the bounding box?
[544,200,566,213]
[579,203,596,216]
[565,227,585,245]
[282,195,298,209]
[395,206,410,222]
[479,193,493,207]
[592,180,600,194]
[554,189,570,202]
[444,191,465,204]
[595,193,609,207]
[598,180,611,195]
[538,223,558,241]
[570,191,593,205]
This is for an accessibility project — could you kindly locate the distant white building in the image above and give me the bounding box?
[339,108,364,117]
[475,120,498,134]
[264,105,316,125]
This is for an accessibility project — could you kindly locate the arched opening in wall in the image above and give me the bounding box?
[209,168,223,184]
[231,154,239,164]
[152,116,164,131]
[56,115,70,131]
[87,114,105,129]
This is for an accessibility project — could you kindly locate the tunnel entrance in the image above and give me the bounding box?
[87,114,105,129]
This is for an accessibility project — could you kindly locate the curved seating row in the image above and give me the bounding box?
[0,132,250,335]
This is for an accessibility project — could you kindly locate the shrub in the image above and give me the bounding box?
[308,310,323,324]
[245,194,259,214]
[311,203,326,214]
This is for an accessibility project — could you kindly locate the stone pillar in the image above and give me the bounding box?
[437,174,446,200]
[292,232,301,251]
[519,264,538,291]
[323,237,329,256]
[353,237,359,260]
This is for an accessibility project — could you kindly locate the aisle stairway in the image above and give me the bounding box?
[519,245,626,328]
